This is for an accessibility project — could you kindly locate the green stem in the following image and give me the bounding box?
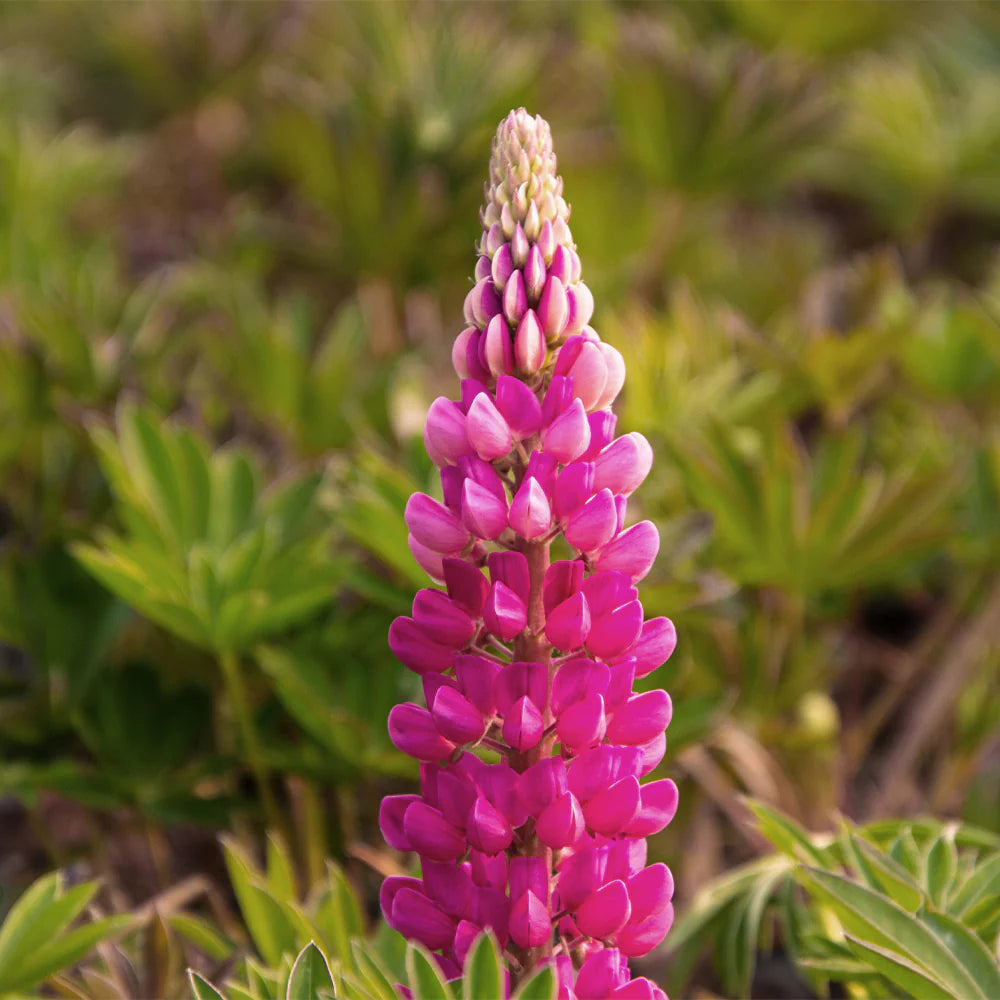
[218,648,280,833]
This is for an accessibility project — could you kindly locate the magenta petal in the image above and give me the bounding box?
[585,410,618,460]
[430,685,486,745]
[494,661,547,715]
[524,450,559,498]
[606,839,648,883]
[461,478,508,540]
[593,433,653,496]
[388,703,456,762]
[557,846,607,910]
[496,374,543,439]
[606,689,673,745]
[574,947,625,1000]
[556,693,607,754]
[569,745,641,803]
[543,560,585,615]
[442,558,489,616]
[627,863,675,922]
[612,979,657,1000]
[553,461,596,521]
[594,520,659,581]
[454,654,500,715]
[436,769,476,827]
[638,731,667,776]
[545,592,592,651]
[509,890,552,948]
[405,493,471,556]
[616,902,674,958]
[565,488,618,552]
[510,856,549,903]
[551,658,610,717]
[509,475,552,540]
[502,694,544,751]
[389,887,456,951]
[471,850,508,892]
[422,859,474,918]
[388,617,455,674]
[587,600,644,660]
[466,392,512,460]
[487,550,531,604]
[624,779,679,838]
[474,886,510,944]
[380,875,423,922]
[536,792,586,850]
[582,775,641,836]
[541,375,573,426]
[402,801,465,861]
[620,617,677,678]
[483,581,527,641]
[452,919,481,968]
[542,397,591,464]
[467,796,513,855]
[576,879,632,939]
[516,757,568,817]
[412,589,476,646]
[380,794,419,851]
[408,534,446,582]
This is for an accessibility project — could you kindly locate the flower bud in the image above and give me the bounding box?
[545,592,591,651]
[431,686,487,745]
[514,308,546,374]
[543,398,591,463]
[536,792,586,849]
[466,392,512,460]
[461,478,508,540]
[388,704,456,762]
[538,275,569,338]
[594,521,660,581]
[565,488,618,552]
[509,475,552,540]
[503,270,528,326]
[482,315,514,377]
[492,242,513,289]
[496,373,543,438]
[503,695,545,752]
[577,880,631,939]
[524,244,546,302]
[405,493,471,555]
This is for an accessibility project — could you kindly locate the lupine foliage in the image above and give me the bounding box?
[0,2,998,998]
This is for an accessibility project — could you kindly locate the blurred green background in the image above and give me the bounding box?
[0,1,998,996]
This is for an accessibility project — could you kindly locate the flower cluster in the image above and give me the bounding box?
[381,110,677,999]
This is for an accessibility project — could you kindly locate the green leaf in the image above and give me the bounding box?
[267,835,297,903]
[512,964,557,1000]
[924,829,958,909]
[951,853,1000,916]
[462,931,503,1000]
[349,940,398,1000]
[312,863,365,965]
[222,838,301,968]
[170,914,236,963]
[921,911,1000,1000]
[405,942,454,1000]
[287,943,335,1000]
[797,866,987,1000]
[847,831,924,913]
[746,799,829,866]
[1,914,132,993]
[844,936,953,1000]
[189,971,229,1000]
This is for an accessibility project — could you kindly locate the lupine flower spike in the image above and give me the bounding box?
[382,109,677,999]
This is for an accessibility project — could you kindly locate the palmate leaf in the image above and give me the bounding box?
[73,405,342,654]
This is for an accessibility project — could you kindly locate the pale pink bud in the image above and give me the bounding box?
[503,270,528,325]
[524,244,546,302]
[564,282,595,337]
[475,255,491,281]
[538,275,569,338]
[547,244,572,285]
[536,218,556,262]
[492,243,514,289]
[511,223,529,268]
[514,308,546,374]
[470,277,501,329]
[483,314,514,377]
[452,328,477,379]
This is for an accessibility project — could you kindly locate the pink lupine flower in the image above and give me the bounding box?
[381,109,676,998]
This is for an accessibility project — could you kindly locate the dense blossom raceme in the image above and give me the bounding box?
[381,109,677,999]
